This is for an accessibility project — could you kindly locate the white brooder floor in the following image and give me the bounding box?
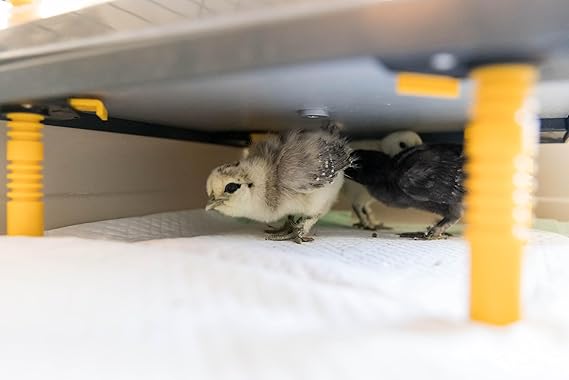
[0,210,567,379]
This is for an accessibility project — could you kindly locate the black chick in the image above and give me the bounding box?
[344,143,465,240]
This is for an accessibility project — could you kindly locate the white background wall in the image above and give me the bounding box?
[534,143,569,220]
[0,123,241,233]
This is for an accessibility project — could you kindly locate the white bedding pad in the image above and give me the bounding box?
[0,210,565,379]
[48,209,259,242]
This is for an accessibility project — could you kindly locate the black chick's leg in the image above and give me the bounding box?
[426,206,462,239]
[352,204,371,229]
[363,203,392,231]
[354,203,392,231]
[424,220,455,239]
[400,207,462,240]
[400,216,453,240]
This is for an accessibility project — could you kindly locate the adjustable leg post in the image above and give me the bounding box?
[5,112,45,236]
[465,64,539,325]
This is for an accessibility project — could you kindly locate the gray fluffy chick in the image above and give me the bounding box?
[206,125,352,243]
[342,131,422,230]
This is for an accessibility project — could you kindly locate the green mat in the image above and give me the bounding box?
[319,211,569,237]
[233,211,569,237]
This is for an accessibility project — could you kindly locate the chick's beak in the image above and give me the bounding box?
[205,195,224,211]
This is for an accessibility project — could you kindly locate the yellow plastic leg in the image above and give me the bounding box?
[5,113,45,236]
[465,64,539,325]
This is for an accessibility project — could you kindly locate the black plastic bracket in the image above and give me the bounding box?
[0,98,251,148]
[49,112,252,148]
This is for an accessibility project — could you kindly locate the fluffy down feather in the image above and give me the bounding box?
[247,130,352,194]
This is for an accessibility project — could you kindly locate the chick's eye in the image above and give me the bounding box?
[224,182,241,194]
[399,142,407,149]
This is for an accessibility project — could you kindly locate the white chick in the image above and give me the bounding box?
[206,126,352,243]
[342,131,423,230]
